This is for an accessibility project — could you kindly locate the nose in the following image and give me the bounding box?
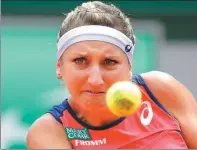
[87,66,104,87]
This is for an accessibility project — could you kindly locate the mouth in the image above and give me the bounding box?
[84,90,105,95]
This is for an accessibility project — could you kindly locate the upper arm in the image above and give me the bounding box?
[142,71,197,148]
[26,113,72,149]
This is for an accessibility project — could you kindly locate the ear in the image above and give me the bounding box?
[128,63,132,79]
[56,60,62,79]
[129,71,133,79]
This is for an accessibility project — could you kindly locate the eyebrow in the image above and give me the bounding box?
[71,52,88,56]
[71,52,120,58]
[104,54,120,58]
[69,46,121,58]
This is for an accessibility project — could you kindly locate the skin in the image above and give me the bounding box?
[26,41,197,149]
[58,41,131,126]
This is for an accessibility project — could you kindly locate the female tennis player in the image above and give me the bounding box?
[26,1,197,149]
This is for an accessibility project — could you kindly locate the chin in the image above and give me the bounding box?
[83,97,106,107]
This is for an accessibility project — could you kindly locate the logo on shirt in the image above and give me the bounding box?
[75,138,107,146]
[140,101,154,126]
[65,127,91,141]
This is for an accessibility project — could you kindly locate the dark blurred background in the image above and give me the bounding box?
[1,1,197,149]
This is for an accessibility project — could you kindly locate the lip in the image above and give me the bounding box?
[84,90,105,95]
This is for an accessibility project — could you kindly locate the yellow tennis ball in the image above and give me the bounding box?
[106,81,142,117]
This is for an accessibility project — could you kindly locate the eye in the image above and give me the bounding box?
[73,57,87,64]
[104,59,118,65]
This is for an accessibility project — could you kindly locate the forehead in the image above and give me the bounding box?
[64,40,126,56]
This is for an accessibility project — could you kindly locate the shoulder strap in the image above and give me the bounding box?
[132,74,171,116]
[47,99,68,124]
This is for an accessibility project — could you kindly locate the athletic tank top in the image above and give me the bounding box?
[48,74,188,148]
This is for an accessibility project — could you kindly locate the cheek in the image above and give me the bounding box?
[104,67,130,85]
[62,68,86,96]
[105,69,131,88]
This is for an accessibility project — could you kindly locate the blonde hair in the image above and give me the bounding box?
[57,1,135,44]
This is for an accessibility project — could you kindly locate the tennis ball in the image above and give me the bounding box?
[106,81,142,117]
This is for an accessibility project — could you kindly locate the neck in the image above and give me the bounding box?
[68,99,120,127]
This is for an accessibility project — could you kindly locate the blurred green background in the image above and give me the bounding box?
[2,1,197,149]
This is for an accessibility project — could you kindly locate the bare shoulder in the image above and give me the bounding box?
[140,71,178,98]
[140,70,197,120]
[141,71,173,85]
[140,71,196,117]
[26,113,71,149]
[141,70,185,97]
[140,71,177,114]
[141,71,197,148]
